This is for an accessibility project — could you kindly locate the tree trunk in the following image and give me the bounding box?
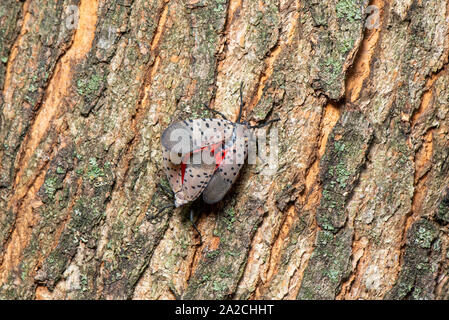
[0,0,448,300]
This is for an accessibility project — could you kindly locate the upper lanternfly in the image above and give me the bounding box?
[158,84,279,243]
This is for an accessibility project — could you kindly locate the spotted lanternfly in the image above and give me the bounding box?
[159,84,279,243]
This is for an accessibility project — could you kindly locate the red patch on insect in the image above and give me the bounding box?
[181,162,187,185]
[180,143,223,186]
[214,148,228,170]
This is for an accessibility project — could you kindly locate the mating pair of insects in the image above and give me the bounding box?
[158,84,279,243]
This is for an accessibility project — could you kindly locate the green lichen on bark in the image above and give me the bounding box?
[382,69,449,300]
[169,0,229,120]
[183,198,265,299]
[296,110,373,299]
[0,0,23,89]
[38,147,75,204]
[76,70,106,116]
[38,181,114,291]
[304,0,366,99]
[436,189,449,224]
[0,144,78,298]
[260,207,311,299]
[386,219,440,300]
[246,0,280,60]
[0,0,79,188]
[250,72,285,123]
[317,110,373,231]
[0,209,14,257]
[297,229,353,299]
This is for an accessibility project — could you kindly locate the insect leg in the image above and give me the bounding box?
[203,103,229,121]
[159,203,176,213]
[190,209,203,245]
[158,183,174,197]
[168,282,182,300]
[146,203,175,224]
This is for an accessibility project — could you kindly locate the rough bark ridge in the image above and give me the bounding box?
[0,0,448,300]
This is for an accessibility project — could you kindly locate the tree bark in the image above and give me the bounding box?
[0,0,448,300]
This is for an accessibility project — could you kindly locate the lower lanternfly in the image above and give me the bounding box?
[157,83,279,243]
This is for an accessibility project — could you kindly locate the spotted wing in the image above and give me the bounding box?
[202,126,248,204]
[162,139,221,206]
[174,162,216,206]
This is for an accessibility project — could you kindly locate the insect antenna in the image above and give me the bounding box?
[203,103,229,121]
[237,82,244,123]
